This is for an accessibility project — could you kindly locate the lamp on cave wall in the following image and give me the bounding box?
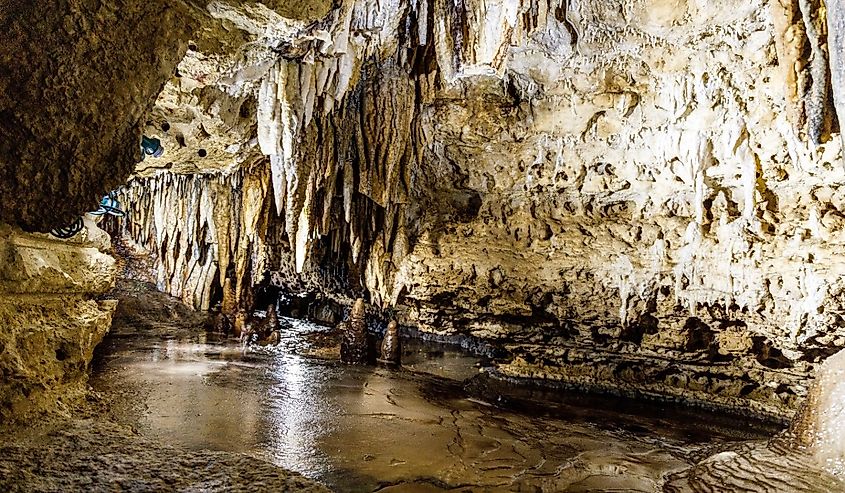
[49,194,126,239]
[89,195,126,218]
[141,135,164,159]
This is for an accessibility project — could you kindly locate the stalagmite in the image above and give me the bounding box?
[787,348,845,470]
[242,304,281,346]
[340,298,368,364]
[233,310,249,338]
[378,320,401,364]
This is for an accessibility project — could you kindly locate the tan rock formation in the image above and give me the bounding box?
[100,0,845,418]
[0,222,117,423]
[242,304,282,346]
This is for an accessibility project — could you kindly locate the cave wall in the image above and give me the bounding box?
[0,0,192,231]
[0,222,117,422]
[114,0,845,418]
[395,0,845,418]
[0,0,198,420]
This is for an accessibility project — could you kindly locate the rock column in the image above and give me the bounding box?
[340,298,369,364]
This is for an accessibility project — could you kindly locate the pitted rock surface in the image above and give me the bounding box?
[0,0,191,231]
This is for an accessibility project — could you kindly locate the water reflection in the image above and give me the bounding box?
[91,320,780,492]
[264,354,334,477]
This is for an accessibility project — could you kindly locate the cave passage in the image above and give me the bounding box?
[5,0,845,491]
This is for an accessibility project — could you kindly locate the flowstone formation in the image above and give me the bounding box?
[666,347,845,490]
[112,0,845,419]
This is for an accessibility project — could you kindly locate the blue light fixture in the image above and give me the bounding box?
[89,195,126,217]
[141,135,164,159]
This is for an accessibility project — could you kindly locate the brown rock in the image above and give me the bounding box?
[340,298,368,364]
[378,320,401,365]
[0,0,192,231]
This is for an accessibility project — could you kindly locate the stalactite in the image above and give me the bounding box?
[797,0,832,145]
[771,0,808,136]
[772,0,836,145]
[117,0,595,312]
[116,165,270,312]
[247,0,430,302]
[827,0,845,154]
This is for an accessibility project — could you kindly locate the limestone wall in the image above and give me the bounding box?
[0,222,117,422]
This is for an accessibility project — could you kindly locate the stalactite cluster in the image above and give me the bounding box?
[110,0,845,418]
[117,0,633,312]
[117,56,427,311]
[117,168,269,311]
[120,0,435,310]
[256,59,422,307]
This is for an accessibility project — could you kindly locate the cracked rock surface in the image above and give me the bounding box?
[0,419,329,493]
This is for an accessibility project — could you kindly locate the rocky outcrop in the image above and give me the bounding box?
[0,0,192,232]
[665,442,844,492]
[0,221,117,423]
[0,0,207,423]
[107,0,845,419]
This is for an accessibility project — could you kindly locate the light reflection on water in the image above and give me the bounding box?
[264,354,334,478]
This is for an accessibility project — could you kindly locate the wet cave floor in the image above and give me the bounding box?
[3,281,786,492]
[97,282,789,491]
